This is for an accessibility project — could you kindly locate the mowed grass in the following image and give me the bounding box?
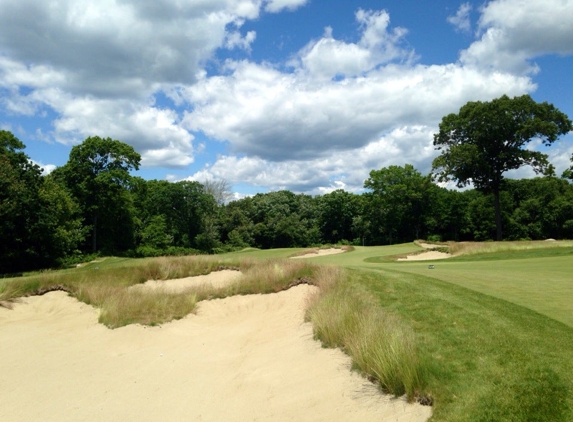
[387,255,573,327]
[323,241,573,420]
[353,267,573,421]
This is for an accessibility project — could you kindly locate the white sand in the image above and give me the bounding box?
[0,284,431,422]
[416,242,442,249]
[398,251,452,261]
[291,248,346,259]
[131,269,243,293]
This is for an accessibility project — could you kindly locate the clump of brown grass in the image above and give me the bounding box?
[230,259,316,295]
[99,289,198,328]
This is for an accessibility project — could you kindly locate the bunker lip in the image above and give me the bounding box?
[0,272,431,422]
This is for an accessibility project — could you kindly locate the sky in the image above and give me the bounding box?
[1,0,572,198]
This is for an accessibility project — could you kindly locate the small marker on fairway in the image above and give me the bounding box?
[428,265,435,269]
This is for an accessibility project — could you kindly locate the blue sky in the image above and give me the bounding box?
[1,0,572,197]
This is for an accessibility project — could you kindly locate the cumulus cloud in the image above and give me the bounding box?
[0,0,304,168]
[225,30,257,51]
[30,160,57,175]
[461,0,573,73]
[18,88,195,167]
[447,3,472,33]
[186,126,462,194]
[264,0,308,13]
[1,0,571,195]
[183,59,533,163]
[295,10,412,80]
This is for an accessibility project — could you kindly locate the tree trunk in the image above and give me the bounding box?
[493,188,502,241]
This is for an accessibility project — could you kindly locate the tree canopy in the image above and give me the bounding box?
[432,94,572,240]
[54,136,141,252]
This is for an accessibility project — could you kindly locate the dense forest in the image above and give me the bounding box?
[2,129,573,275]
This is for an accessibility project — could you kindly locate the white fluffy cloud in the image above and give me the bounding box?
[1,0,571,195]
[264,0,309,13]
[183,45,533,163]
[461,0,573,73]
[0,0,308,167]
[186,126,460,193]
[447,3,472,33]
[295,10,412,80]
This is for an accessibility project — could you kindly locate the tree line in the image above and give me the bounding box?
[1,94,572,274]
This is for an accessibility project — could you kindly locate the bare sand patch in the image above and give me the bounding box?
[416,242,443,249]
[398,251,451,261]
[131,269,243,293]
[0,286,431,422]
[291,248,346,259]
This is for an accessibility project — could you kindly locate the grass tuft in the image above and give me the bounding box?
[306,269,425,400]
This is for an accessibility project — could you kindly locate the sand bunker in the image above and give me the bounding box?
[397,242,452,261]
[131,269,243,293]
[398,251,452,261]
[291,248,346,259]
[0,286,431,422]
[416,242,442,249]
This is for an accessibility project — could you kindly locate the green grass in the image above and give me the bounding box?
[317,241,573,420]
[382,253,573,328]
[3,241,573,420]
[352,267,573,421]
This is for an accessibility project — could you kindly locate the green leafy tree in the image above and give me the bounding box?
[318,189,360,244]
[432,94,572,240]
[0,131,43,272]
[0,131,83,272]
[364,164,430,243]
[54,136,141,253]
[563,154,573,180]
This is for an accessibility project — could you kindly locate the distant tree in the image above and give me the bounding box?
[54,136,141,253]
[202,178,233,206]
[364,164,430,243]
[318,189,360,244]
[432,95,572,240]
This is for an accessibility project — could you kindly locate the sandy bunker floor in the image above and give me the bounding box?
[398,243,452,261]
[397,251,451,261]
[290,248,346,259]
[131,269,244,293]
[0,274,431,422]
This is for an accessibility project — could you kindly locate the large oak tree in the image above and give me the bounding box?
[432,95,572,240]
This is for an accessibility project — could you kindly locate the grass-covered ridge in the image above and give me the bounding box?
[0,256,317,327]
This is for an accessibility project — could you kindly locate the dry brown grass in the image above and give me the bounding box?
[305,268,424,400]
[447,240,573,256]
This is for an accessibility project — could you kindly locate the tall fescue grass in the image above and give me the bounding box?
[0,255,319,327]
[448,239,573,256]
[229,259,315,295]
[306,266,425,400]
